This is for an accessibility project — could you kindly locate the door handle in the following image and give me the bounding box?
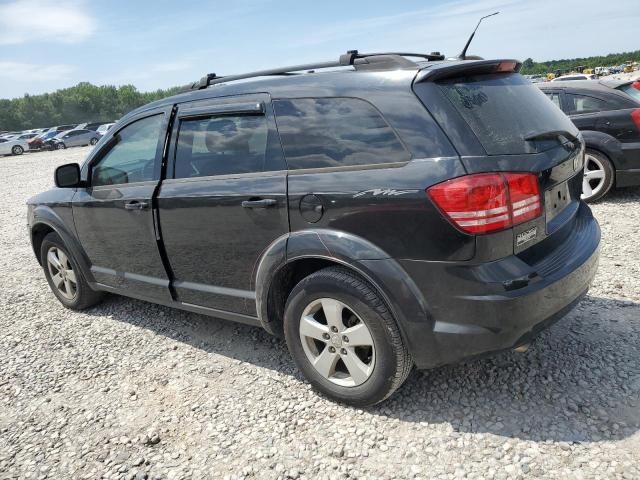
[124,201,149,210]
[241,198,277,208]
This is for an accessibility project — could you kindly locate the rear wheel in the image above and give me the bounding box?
[582,149,614,202]
[12,145,23,155]
[41,232,103,310]
[284,267,412,406]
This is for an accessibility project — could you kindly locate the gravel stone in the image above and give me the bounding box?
[0,147,639,479]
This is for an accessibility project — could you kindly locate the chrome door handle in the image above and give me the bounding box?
[241,198,277,208]
[124,201,149,210]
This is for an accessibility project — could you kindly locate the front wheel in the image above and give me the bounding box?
[89,138,98,146]
[56,142,66,150]
[12,145,24,155]
[284,267,412,406]
[582,149,614,202]
[41,232,103,310]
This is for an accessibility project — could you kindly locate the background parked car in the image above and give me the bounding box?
[95,123,115,137]
[539,81,640,201]
[552,74,597,82]
[28,130,61,150]
[603,79,640,103]
[76,122,105,131]
[0,137,29,156]
[45,129,100,150]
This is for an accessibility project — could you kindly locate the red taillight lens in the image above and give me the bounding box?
[632,81,640,91]
[505,173,542,224]
[427,172,541,235]
[631,109,640,132]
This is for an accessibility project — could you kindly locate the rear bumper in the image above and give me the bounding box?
[395,202,600,369]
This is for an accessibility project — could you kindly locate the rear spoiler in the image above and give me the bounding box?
[415,59,522,83]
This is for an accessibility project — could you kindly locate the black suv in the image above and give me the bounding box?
[538,80,640,201]
[28,52,600,406]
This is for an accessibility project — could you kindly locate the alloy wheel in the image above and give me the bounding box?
[299,298,375,387]
[57,143,65,150]
[582,153,606,200]
[46,247,77,300]
[12,146,23,155]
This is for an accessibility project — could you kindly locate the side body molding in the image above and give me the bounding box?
[253,229,436,356]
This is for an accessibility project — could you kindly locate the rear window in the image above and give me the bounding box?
[617,83,640,103]
[438,73,578,155]
[273,97,410,169]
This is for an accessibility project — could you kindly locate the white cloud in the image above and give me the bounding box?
[0,0,95,45]
[0,61,73,81]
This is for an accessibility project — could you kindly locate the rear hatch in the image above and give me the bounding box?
[413,60,585,256]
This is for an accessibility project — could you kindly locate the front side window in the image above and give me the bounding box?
[174,115,268,178]
[565,94,610,114]
[273,97,410,169]
[91,114,163,186]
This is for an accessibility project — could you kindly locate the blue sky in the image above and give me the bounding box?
[0,0,637,99]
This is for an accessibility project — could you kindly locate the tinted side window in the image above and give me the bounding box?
[92,114,163,186]
[273,98,410,169]
[174,115,268,178]
[544,92,562,110]
[566,94,610,114]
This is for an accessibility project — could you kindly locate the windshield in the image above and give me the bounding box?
[438,73,578,155]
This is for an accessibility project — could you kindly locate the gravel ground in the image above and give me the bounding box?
[1,147,639,480]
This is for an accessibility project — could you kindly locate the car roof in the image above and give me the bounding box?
[123,57,515,122]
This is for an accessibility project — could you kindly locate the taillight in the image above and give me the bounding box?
[632,81,640,91]
[427,172,541,235]
[631,109,640,133]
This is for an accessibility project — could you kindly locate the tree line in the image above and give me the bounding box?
[0,82,184,131]
[520,50,640,75]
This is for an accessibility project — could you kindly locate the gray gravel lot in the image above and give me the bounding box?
[1,147,639,479]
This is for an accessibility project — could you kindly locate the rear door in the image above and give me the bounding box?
[157,94,289,315]
[73,108,171,300]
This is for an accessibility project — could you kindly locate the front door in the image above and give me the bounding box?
[157,94,289,314]
[73,109,172,301]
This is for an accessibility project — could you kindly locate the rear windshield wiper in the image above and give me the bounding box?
[524,130,579,143]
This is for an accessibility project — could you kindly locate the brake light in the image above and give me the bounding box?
[427,172,541,235]
[496,61,517,73]
[631,109,640,133]
[632,81,640,91]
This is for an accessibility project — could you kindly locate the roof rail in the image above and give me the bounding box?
[189,50,446,90]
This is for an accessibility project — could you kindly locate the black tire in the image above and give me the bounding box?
[284,266,412,406]
[56,143,66,150]
[40,232,103,310]
[583,149,614,203]
[89,138,98,146]
[12,145,24,155]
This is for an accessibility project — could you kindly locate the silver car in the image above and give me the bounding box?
[0,137,29,156]
[53,129,100,149]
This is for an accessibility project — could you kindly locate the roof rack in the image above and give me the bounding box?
[189,50,446,90]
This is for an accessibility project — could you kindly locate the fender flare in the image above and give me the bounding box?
[580,130,623,168]
[252,229,433,343]
[30,206,95,284]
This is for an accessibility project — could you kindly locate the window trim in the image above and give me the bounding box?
[87,112,166,188]
[272,96,412,171]
[178,101,265,120]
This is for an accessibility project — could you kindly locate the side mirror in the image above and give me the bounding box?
[55,163,82,188]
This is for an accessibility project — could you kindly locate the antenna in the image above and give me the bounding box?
[458,11,499,60]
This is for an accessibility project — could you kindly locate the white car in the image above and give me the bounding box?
[0,137,29,156]
[551,74,597,82]
[96,122,115,137]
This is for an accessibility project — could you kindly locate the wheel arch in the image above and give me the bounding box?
[30,208,95,284]
[253,230,433,353]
